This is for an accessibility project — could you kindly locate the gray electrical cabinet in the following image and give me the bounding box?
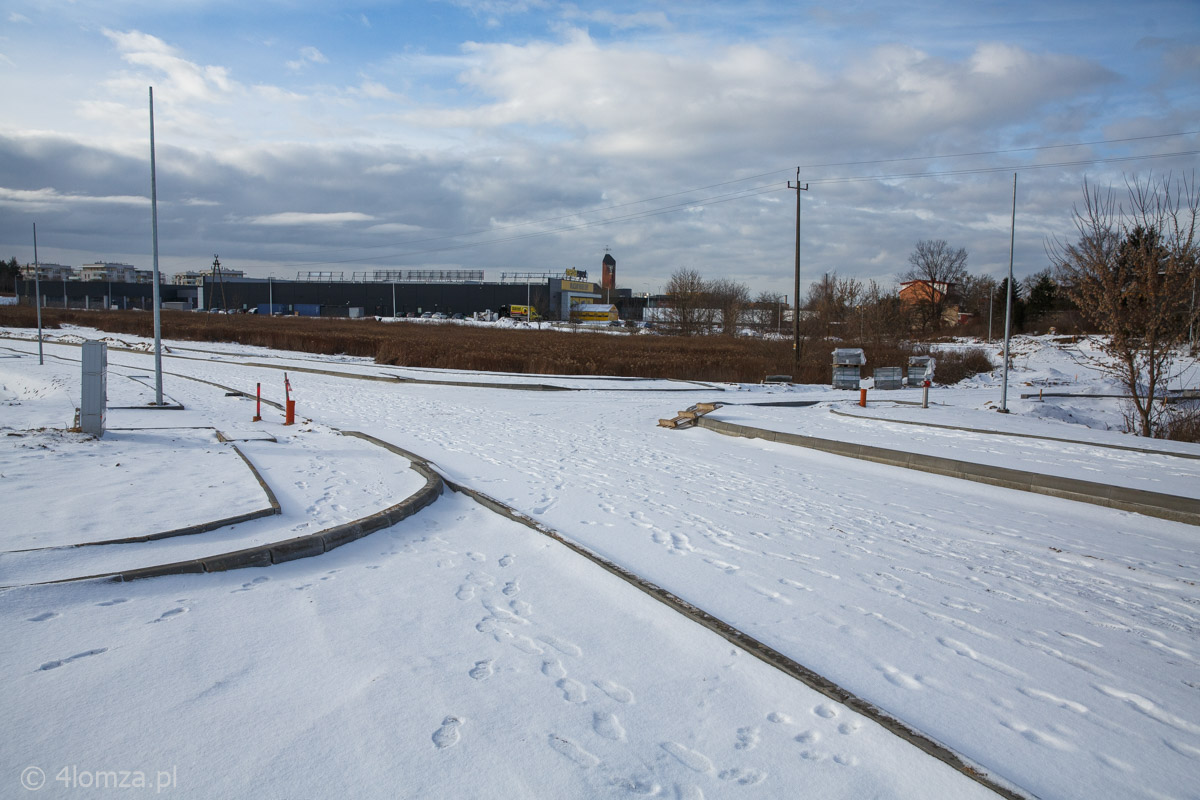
[81,340,107,437]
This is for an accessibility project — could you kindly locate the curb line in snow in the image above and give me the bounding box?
[420,473,1033,800]
[7,435,283,553]
[109,434,444,582]
[7,433,444,586]
[828,406,1200,461]
[696,416,1200,527]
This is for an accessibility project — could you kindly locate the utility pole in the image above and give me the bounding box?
[788,169,808,367]
[33,223,43,365]
[1000,173,1017,413]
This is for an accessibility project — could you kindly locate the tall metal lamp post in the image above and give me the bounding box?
[999,173,1017,413]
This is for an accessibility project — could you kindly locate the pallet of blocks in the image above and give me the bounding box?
[657,402,721,429]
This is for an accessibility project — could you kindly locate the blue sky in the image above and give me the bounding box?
[1,0,1197,296]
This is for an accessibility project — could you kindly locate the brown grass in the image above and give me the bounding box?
[0,307,994,385]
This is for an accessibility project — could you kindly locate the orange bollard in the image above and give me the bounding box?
[283,372,294,425]
[859,388,867,407]
[252,383,262,422]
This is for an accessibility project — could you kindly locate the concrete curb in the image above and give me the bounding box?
[106,435,444,582]
[829,407,1200,461]
[6,438,282,553]
[696,416,1200,526]
[12,434,444,585]
[440,478,1031,800]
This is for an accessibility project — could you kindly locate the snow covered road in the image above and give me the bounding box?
[4,329,1199,799]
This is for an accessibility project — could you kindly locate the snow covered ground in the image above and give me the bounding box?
[2,327,1198,799]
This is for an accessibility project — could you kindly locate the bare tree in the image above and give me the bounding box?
[751,290,786,335]
[1049,173,1200,437]
[901,239,969,329]
[662,268,713,336]
[707,277,751,336]
[857,280,910,345]
[806,272,862,337]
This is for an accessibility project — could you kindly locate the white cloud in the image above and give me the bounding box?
[0,185,147,210]
[430,30,1114,161]
[248,211,377,226]
[350,79,397,100]
[102,28,241,105]
[558,6,672,31]
[366,222,424,234]
[287,46,329,71]
[8,12,30,24]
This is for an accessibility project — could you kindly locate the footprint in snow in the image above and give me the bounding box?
[96,598,128,607]
[557,678,587,704]
[592,712,626,741]
[469,660,494,681]
[548,734,599,769]
[718,768,767,785]
[735,726,760,750]
[594,679,634,704]
[28,611,60,622]
[432,716,463,749]
[151,607,188,623]
[40,648,108,671]
[661,742,713,774]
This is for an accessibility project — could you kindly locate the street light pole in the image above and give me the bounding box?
[788,169,809,367]
[149,86,164,406]
[1000,173,1017,413]
[33,223,43,365]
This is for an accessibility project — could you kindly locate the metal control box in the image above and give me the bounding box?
[81,340,107,437]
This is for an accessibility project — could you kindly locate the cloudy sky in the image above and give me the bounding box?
[1,0,1197,296]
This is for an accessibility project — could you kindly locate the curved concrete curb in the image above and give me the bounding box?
[439,478,1030,800]
[829,407,1200,461]
[697,416,1200,526]
[9,440,282,553]
[107,435,443,582]
[11,435,443,585]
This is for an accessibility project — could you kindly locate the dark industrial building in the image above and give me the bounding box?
[15,253,648,321]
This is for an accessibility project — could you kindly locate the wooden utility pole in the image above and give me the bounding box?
[788,169,808,366]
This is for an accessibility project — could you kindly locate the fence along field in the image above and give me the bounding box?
[0,307,992,385]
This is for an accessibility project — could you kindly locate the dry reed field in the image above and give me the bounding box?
[0,307,992,385]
